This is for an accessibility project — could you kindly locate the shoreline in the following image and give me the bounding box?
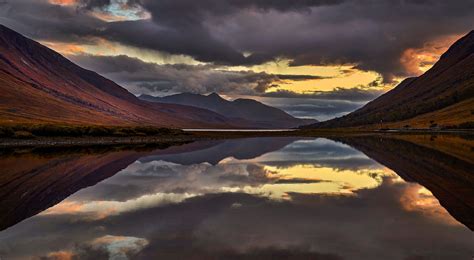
[1,129,472,148]
[0,135,199,148]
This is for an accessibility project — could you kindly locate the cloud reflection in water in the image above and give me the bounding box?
[0,138,472,259]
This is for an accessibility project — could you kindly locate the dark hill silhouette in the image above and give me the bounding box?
[140,93,317,128]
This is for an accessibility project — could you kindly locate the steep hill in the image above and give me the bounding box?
[140,93,317,128]
[307,31,474,129]
[0,24,234,128]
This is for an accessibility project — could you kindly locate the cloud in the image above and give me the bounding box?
[70,54,282,95]
[70,54,340,96]
[263,87,384,101]
[1,0,473,81]
[259,86,384,119]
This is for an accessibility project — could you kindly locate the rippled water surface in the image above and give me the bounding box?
[0,136,472,259]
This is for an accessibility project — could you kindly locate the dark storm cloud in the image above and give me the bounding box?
[263,87,384,101]
[0,0,105,44]
[103,20,269,66]
[70,54,335,96]
[211,0,474,81]
[2,0,474,81]
[75,0,343,13]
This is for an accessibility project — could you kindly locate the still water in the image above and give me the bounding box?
[0,136,473,259]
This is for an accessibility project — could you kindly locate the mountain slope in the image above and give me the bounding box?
[0,24,234,128]
[140,93,317,128]
[307,31,474,129]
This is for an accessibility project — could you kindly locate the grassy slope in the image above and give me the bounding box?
[345,97,474,130]
[381,98,474,129]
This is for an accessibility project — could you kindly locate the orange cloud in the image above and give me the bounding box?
[41,41,87,55]
[400,34,462,75]
[46,250,75,260]
[40,201,84,215]
[49,0,78,6]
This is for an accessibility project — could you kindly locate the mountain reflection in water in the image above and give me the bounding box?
[0,135,472,259]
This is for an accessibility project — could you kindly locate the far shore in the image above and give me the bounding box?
[1,128,472,148]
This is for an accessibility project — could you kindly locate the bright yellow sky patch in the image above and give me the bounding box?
[271,68,381,93]
[229,59,384,92]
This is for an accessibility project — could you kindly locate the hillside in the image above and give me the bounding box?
[307,31,474,129]
[0,25,235,128]
[140,93,317,128]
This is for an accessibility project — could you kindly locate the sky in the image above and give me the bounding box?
[0,0,473,120]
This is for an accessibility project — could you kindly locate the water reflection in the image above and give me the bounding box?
[0,136,472,259]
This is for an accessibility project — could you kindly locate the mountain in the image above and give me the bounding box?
[306,31,474,129]
[0,24,238,128]
[140,93,317,128]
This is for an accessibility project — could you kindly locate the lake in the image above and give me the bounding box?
[0,135,473,259]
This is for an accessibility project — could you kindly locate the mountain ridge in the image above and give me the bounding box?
[139,92,317,129]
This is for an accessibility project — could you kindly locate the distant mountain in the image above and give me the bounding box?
[306,31,474,129]
[140,93,317,128]
[0,24,238,128]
